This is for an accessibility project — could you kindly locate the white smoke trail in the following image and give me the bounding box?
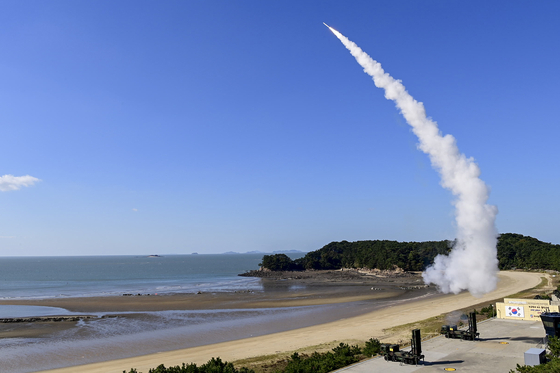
[325,24,498,296]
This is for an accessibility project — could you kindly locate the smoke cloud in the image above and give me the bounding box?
[0,174,41,192]
[326,25,498,296]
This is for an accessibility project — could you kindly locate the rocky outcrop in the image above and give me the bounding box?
[0,315,98,323]
[239,268,416,280]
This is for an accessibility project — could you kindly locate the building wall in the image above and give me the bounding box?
[496,298,559,321]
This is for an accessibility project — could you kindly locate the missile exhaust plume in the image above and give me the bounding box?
[325,24,498,296]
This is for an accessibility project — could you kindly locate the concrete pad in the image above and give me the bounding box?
[336,319,547,373]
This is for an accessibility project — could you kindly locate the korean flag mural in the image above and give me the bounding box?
[507,306,525,317]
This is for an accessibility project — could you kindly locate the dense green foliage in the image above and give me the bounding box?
[548,336,560,359]
[261,234,560,272]
[362,338,382,357]
[498,234,560,270]
[124,357,255,373]
[282,343,363,373]
[293,239,451,271]
[259,254,299,271]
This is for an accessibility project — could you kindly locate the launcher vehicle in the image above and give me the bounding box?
[380,329,424,365]
[440,312,479,341]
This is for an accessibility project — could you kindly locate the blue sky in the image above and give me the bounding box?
[1,1,559,256]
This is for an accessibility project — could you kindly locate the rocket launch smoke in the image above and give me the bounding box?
[325,24,499,297]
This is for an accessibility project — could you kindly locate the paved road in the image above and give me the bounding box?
[336,319,546,372]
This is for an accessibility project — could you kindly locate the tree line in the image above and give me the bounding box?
[260,233,560,272]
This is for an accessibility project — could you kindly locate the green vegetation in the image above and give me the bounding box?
[512,358,560,373]
[478,304,497,318]
[126,341,380,373]
[124,357,255,373]
[548,336,560,359]
[281,343,362,373]
[259,254,299,271]
[510,336,560,372]
[260,233,560,272]
[362,338,382,357]
[499,234,560,270]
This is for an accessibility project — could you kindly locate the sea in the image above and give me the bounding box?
[0,254,275,303]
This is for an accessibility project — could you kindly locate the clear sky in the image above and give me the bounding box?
[1,1,559,256]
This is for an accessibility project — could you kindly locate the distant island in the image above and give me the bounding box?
[223,250,305,255]
[147,255,162,258]
[273,250,304,254]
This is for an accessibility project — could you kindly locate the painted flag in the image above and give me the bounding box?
[507,306,524,317]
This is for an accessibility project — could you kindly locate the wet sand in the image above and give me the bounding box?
[0,285,407,343]
[0,285,403,313]
[0,271,544,373]
[1,268,423,313]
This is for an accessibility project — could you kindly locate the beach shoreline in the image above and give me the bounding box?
[0,270,544,373]
[0,269,437,373]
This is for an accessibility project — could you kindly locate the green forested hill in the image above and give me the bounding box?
[497,233,560,270]
[260,234,560,272]
[293,239,452,271]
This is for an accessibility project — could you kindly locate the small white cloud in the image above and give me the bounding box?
[0,175,41,192]
[132,208,138,212]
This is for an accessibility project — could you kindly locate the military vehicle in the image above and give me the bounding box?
[380,329,424,365]
[440,312,479,340]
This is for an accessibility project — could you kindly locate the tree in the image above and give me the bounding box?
[259,254,299,271]
[362,338,381,356]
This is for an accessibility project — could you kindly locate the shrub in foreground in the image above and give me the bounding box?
[282,343,363,373]
[362,338,381,356]
[124,357,255,373]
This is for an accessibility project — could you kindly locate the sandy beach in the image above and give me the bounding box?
[18,270,542,373]
[0,270,421,344]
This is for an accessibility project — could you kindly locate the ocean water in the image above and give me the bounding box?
[0,254,279,301]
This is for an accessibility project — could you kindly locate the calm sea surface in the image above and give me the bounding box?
[0,254,285,300]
